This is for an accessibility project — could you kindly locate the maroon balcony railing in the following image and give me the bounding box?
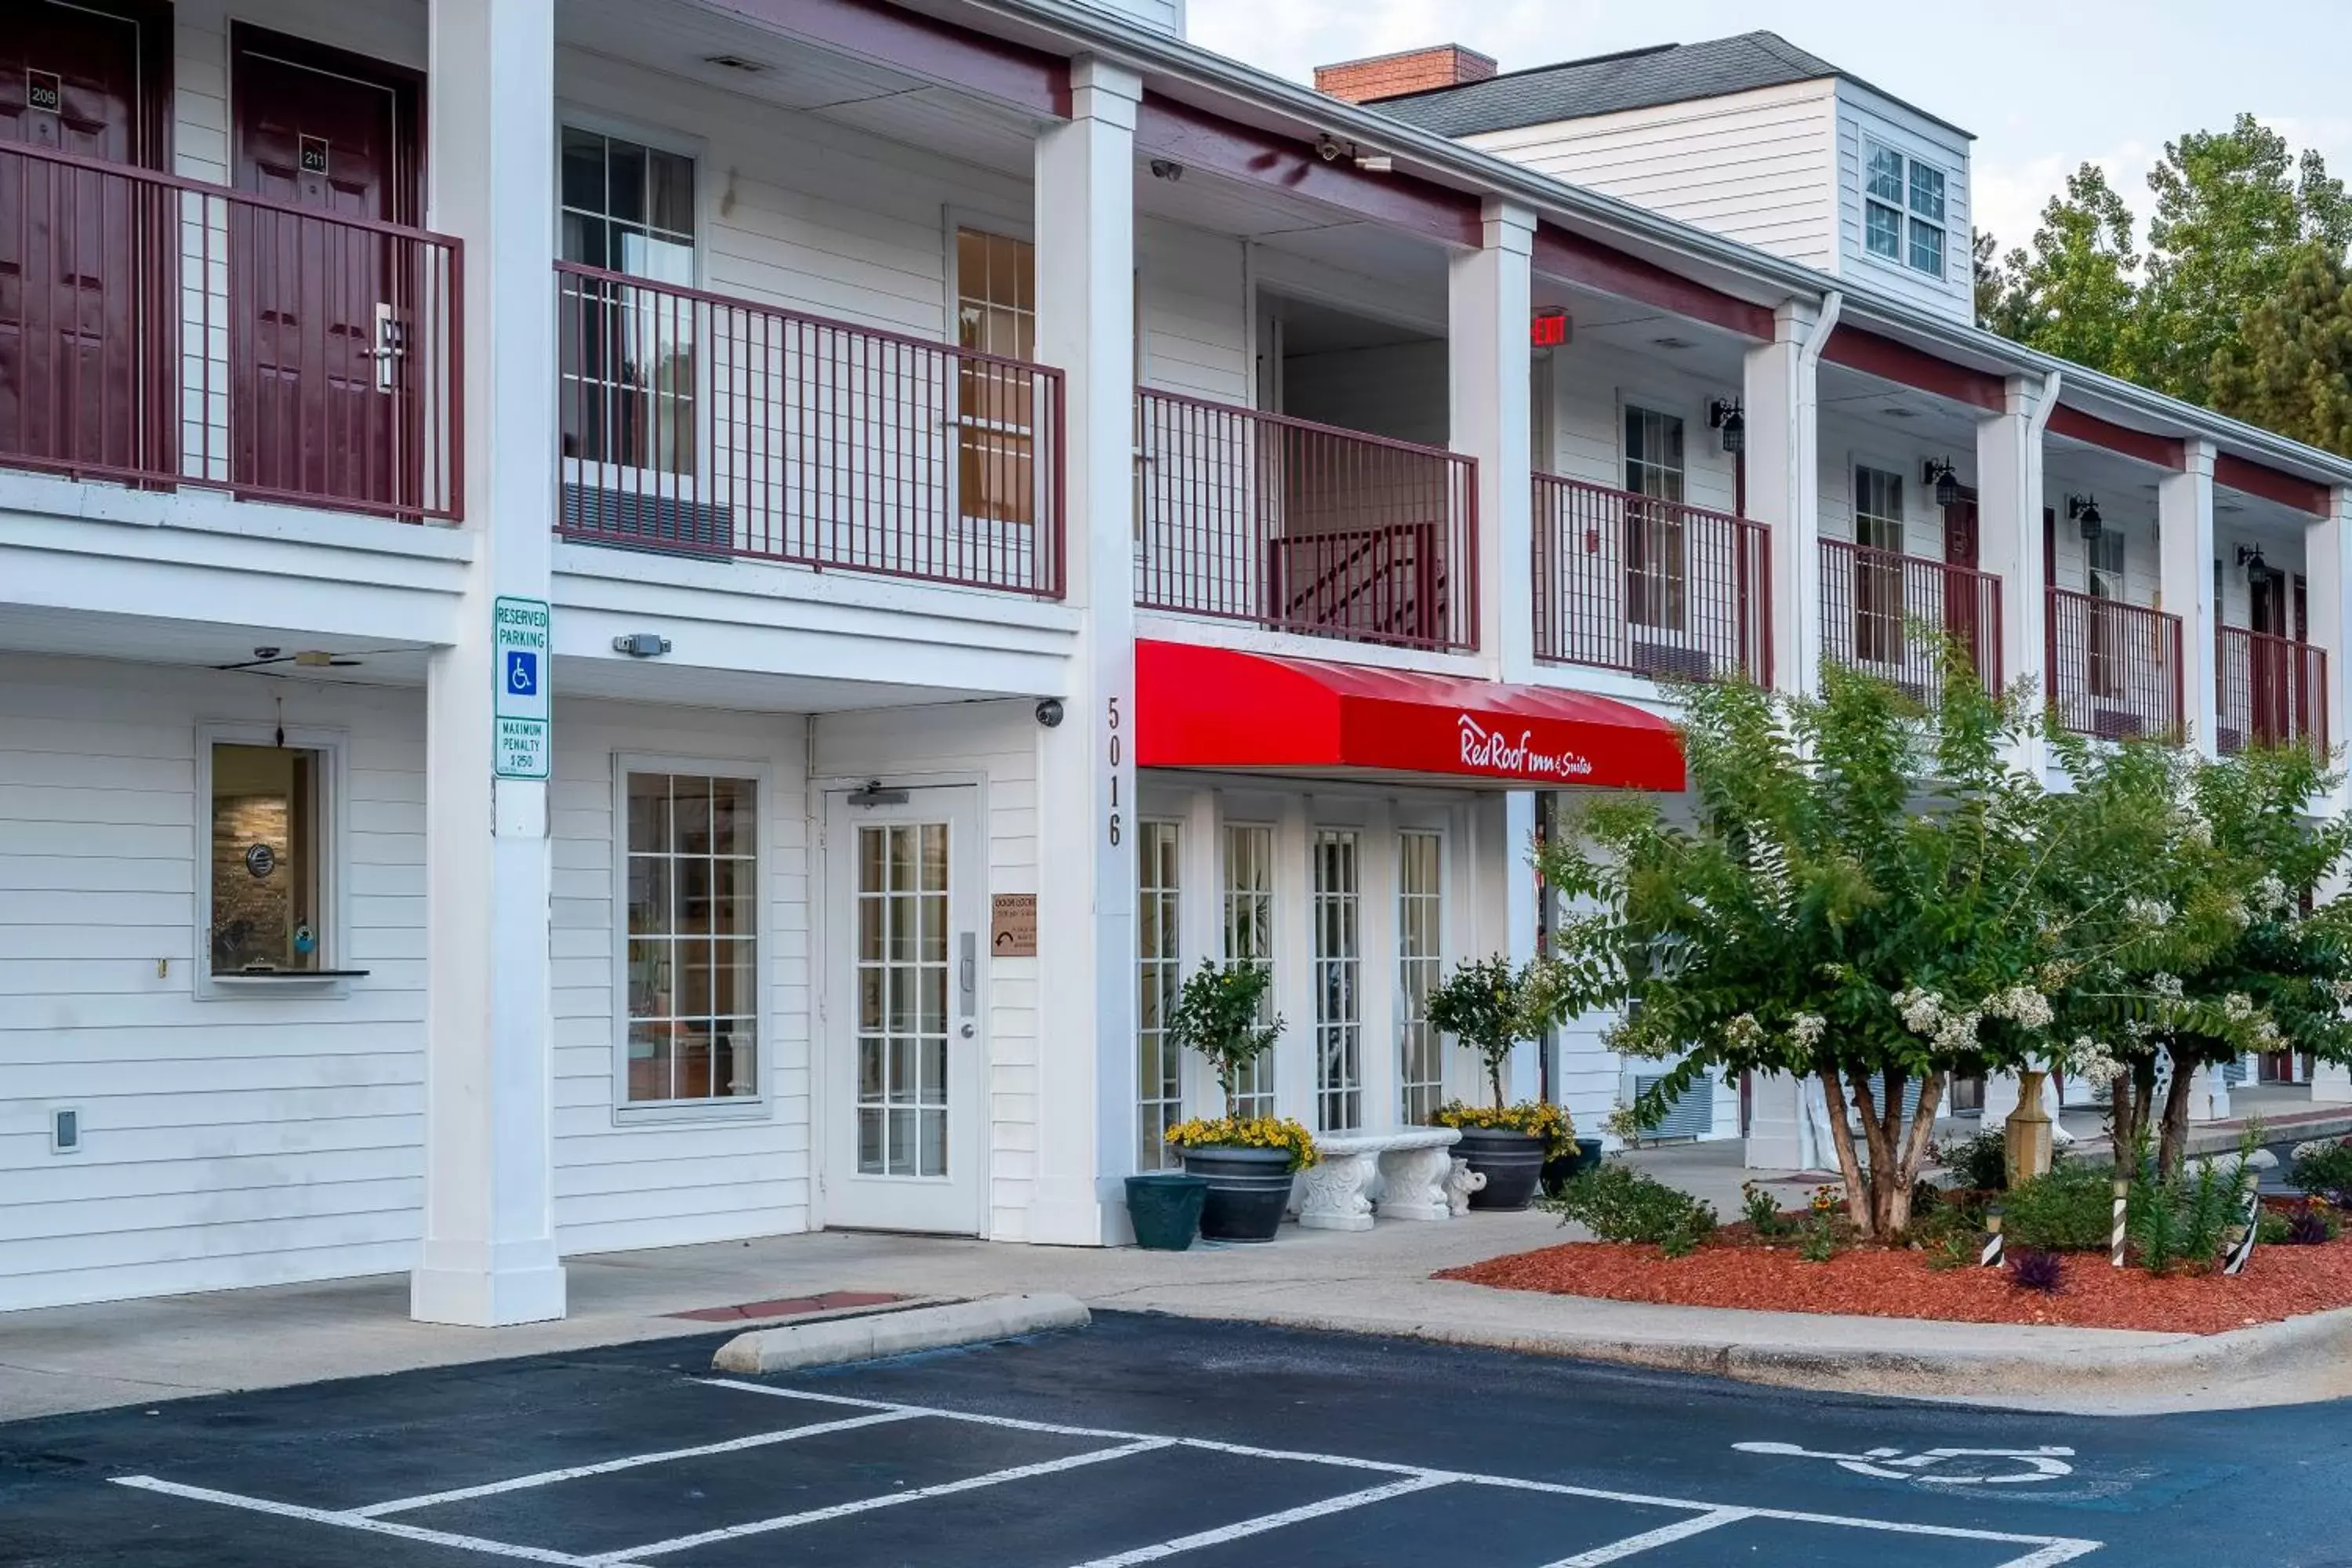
[554,262,1064,597]
[0,140,460,521]
[1531,473,1769,683]
[2046,587,2183,741]
[2218,626,2327,754]
[1818,539,2003,701]
[1134,389,1476,652]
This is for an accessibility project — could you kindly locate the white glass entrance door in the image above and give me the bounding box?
[824,787,983,1234]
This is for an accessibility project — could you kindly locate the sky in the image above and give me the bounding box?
[1183,0,2352,262]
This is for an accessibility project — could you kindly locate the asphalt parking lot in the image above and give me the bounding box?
[3,1311,2348,1566]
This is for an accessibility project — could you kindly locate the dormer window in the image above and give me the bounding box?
[1864,140,1947,278]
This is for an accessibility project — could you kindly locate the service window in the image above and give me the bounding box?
[622,768,761,1108]
[206,740,326,976]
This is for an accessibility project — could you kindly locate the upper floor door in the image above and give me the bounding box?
[0,0,165,477]
[229,27,422,514]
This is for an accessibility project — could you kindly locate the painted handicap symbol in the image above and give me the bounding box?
[1733,1440,2075,1485]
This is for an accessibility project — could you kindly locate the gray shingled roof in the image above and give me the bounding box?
[1364,31,1970,141]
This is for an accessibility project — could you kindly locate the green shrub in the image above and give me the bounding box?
[1935,1129,2010,1192]
[2001,1162,2118,1252]
[2290,1139,2352,1206]
[1740,1181,1791,1236]
[1543,1162,1718,1254]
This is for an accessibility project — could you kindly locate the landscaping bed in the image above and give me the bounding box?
[1438,1217,2352,1334]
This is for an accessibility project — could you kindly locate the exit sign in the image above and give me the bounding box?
[1530,308,1570,347]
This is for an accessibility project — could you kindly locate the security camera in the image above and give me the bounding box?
[1316,133,1344,163]
[1035,699,1065,728]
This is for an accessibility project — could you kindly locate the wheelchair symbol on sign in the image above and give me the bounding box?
[1733,1441,2075,1485]
[506,650,539,697]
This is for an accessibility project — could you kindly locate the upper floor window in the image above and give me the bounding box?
[1864,140,1947,279]
[560,129,697,480]
[2087,528,2125,599]
[954,227,1040,529]
[1624,405,1686,631]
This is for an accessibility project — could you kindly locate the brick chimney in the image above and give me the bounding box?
[1313,44,1497,105]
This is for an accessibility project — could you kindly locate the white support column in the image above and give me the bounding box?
[412,0,564,1327]
[1742,293,1835,695]
[1449,197,1536,683]
[1360,797,1401,1127]
[2306,486,2352,816]
[2161,440,2220,757]
[1029,57,1142,1246]
[1448,200,1542,1102]
[1976,372,2056,775]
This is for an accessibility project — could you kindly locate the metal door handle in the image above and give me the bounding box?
[370,303,406,391]
[958,932,976,1018]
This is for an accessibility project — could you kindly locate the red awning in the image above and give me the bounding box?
[1134,641,1686,792]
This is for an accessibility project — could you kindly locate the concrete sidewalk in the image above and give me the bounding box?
[6,1202,2349,1424]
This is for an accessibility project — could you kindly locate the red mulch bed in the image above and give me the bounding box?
[1439,1223,2352,1334]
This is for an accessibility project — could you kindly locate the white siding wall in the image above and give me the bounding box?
[1544,339,1741,512]
[548,701,813,1256]
[1817,416,1956,560]
[811,702,1039,1239]
[1463,81,1839,271]
[556,50,1031,346]
[1139,219,1250,404]
[1834,83,1974,324]
[0,656,428,1312]
[172,0,430,187]
[2043,491,2161,608]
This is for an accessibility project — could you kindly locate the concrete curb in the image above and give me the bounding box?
[1148,1301,2352,1406]
[712,1294,1091,1374]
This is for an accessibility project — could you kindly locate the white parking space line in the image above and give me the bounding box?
[590,1438,1175,1563]
[702,1381,2103,1565]
[113,1477,612,1567]
[698,1377,1426,1474]
[1542,1508,1755,1566]
[114,1379,2106,1568]
[1061,1474,1457,1568]
[350,1409,924,1517]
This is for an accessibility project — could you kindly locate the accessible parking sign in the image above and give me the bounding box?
[493,596,552,779]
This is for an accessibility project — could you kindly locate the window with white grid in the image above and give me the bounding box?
[1398,830,1444,1125]
[1864,139,1948,279]
[1137,820,1184,1167]
[1313,829,1362,1133]
[623,771,759,1106]
[1221,824,1276,1120]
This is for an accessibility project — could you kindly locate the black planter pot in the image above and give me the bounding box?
[1541,1134,1606,1196]
[1124,1173,1207,1251]
[1457,1127,1548,1211]
[1180,1145,1294,1242]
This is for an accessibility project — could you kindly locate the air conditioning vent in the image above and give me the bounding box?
[561,484,732,556]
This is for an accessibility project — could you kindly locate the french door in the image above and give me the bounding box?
[823,786,984,1234]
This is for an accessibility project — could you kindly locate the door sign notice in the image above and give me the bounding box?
[493,597,552,780]
[990,893,1037,958]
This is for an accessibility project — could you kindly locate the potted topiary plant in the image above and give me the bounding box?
[1160,959,1319,1242]
[1426,954,1573,1210]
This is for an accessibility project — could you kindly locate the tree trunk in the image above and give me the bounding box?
[1490,1056,1507,1112]
[2108,1058,2155,1160]
[1821,1068,1944,1239]
[1817,1069,1874,1236]
[2157,1051,2199,1175]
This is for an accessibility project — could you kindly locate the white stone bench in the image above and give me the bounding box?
[1296,1127,1462,1230]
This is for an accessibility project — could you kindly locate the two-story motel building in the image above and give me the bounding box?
[4,0,2349,1322]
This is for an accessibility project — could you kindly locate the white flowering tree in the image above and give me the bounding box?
[1541,650,2068,1240]
[2035,734,2280,1168]
[2126,742,2352,1171]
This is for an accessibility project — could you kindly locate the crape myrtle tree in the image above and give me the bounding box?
[2036,735,2352,1172]
[2154,744,2352,1171]
[2034,732,2268,1167]
[1539,651,2069,1240]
